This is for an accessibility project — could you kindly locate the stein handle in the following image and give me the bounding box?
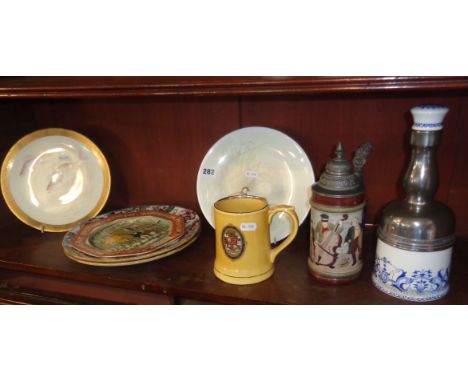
[268,205,299,263]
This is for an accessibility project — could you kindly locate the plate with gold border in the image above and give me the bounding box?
[1,128,111,232]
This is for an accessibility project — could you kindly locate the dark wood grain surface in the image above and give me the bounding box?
[240,93,467,231]
[0,218,466,304]
[448,96,468,235]
[0,97,240,226]
[2,92,466,232]
[1,77,468,98]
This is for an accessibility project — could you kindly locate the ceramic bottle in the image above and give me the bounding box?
[372,105,455,301]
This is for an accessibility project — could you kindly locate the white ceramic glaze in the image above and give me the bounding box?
[411,104,449,131]
[4,133,107,227]
[372,239,452,302]
[196,126,314,243]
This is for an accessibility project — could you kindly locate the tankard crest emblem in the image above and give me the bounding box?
[222,225,245,259]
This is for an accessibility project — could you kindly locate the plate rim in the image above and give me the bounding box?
[63,205,201,259]
[0,127,111,232]
[196,125,314,231]
[63,231,201,267]
[63,228,201,267]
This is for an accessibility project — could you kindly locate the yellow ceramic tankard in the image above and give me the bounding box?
[213,195,299,285]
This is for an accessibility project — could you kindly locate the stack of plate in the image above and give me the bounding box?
[62,205,201,267]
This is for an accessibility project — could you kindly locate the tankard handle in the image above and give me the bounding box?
[268,205,299,263]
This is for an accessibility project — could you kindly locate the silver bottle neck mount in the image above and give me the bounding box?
[378,105,455,252]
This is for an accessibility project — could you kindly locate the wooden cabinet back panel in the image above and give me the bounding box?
[240,93,466,230]
[0,97,240,226]
[0,93,467,233]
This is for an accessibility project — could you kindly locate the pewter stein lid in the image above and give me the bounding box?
[313,142,372,197]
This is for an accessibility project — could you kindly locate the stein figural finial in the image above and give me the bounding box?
[309,141,372,284]
[372,105,455,302]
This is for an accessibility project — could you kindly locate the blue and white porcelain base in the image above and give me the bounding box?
[372,239,452,302]
[372,273,449,302]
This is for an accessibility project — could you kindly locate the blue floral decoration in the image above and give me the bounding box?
[413,122,442,128]
[373,257,449,295]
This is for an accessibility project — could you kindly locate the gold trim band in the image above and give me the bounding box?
[1,128,111,232]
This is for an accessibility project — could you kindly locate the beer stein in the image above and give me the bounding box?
[309,142,372,284]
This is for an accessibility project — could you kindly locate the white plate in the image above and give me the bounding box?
[1,128,111,232]
[197,126,314,243]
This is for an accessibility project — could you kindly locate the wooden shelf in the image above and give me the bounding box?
[0,219,467,304]
[1,76,467,304]
[1,76,468,98]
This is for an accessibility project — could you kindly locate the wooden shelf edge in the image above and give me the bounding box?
[1,76,468,99]
[0,224,466,304]
[0,260,263,305]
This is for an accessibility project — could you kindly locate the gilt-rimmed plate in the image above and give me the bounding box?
[62,205,201,261]
[1,128,110,232]
[196,126,314,243]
